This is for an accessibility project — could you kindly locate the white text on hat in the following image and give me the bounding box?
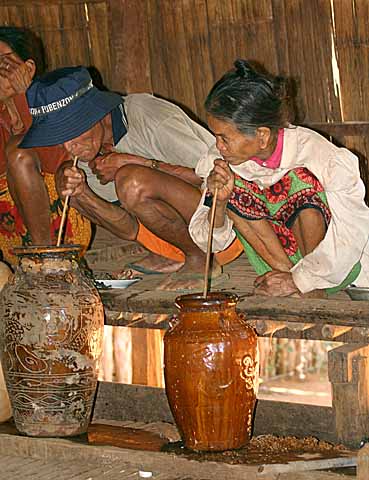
[30,80,93,117]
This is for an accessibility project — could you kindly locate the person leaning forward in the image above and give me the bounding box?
[189,59,369,298]
[19,66,242,291]
[0,27,91,264]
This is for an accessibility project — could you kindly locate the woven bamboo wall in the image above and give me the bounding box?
[1,0,368,196]
[1,0,367,123]
[0,0,112,85]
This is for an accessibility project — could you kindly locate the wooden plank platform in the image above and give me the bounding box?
[91,250,369,344]
[0,452,354,480]
[0,454,144,480]
[87,230,368,336]
[0,421,357,480]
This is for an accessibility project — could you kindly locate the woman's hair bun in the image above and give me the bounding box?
[234,59,258,80]
[205,58,294,130]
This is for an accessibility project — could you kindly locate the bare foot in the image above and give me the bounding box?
[157,257,222,291]
[113,252,184,278]
[254,288,327,299]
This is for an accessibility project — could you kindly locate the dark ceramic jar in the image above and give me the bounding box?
[164,292,259,451]
[0,245,104,437]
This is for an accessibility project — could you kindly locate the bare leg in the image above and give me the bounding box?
[244,207,327,298]
[6,142,52,245]
[55,164,183,276]
[289,208,327,298]
[229,208,326,271]
[115,165,221,290]
[229,212,293,272]
[291,208,326,256]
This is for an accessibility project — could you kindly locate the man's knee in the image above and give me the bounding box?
[115,165,152,209]
[6,145,40,175]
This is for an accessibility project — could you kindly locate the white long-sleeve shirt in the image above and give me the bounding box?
[189,126,369,293]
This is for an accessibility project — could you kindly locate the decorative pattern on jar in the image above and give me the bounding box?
[164,292,259,452]
[0,245,104,437]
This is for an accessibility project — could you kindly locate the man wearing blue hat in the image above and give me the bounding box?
[17,66,223,290]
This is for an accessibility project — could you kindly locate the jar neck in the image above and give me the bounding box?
[175,292,239,313]
[15,246,81,274]
[19,255,76,274]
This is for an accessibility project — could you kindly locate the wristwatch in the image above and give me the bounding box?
[150,159,161,170]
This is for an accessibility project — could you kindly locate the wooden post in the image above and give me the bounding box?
[131,328,148,385]
[328,344,369,447]
[113,327,132,384]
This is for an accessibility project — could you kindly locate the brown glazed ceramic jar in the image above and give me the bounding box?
[164,292,259,452]
[0,245,104,437]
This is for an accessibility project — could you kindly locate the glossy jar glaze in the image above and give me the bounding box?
[164,292,258,451]
[0,246,104,437]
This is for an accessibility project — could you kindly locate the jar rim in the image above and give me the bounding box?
[14,244,82,257]
[175,292,239,310]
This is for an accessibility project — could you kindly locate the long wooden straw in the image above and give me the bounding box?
[56,155,78,247]
[203,187,218,298]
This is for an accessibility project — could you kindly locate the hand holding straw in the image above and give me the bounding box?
[57,155,78,247]
[203,187,218,298]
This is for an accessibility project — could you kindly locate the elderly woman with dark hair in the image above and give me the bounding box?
[0,26,90,264]
[189,59,369,297]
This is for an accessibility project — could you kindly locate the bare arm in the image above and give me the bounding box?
[0,55,35,134]
[90,150,202,186]
[55,160,138,238]
[0,55,35,102]
[206,158,234,227]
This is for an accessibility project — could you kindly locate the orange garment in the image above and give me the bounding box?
[136,222,243,266]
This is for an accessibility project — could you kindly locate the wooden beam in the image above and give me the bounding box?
[104,313,369,343]
[93,382,338,444]
[100,292,369,327]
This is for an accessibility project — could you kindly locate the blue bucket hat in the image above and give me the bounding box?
[20,66,123,148]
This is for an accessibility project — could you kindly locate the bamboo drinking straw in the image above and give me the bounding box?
[56,155,78,247]
[203,187,218,298]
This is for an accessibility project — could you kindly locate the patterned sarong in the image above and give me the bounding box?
[205,167,360,293]
[0,173,91,265]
